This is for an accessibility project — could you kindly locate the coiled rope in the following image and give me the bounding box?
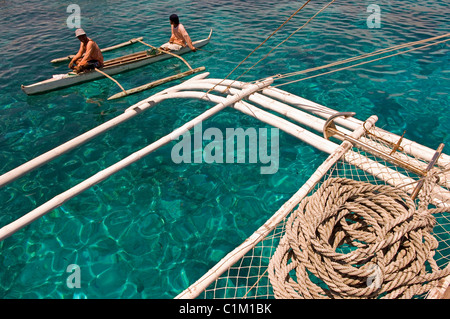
[268,177,450,299]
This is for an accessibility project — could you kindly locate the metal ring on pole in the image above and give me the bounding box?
[323,112,356,140]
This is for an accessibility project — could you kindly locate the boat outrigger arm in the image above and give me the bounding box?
[21,29,213,96]
[1,72,450,242]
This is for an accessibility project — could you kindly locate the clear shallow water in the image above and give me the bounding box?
[0,0,448,298]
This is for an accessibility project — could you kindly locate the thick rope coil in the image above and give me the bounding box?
[268,177,450,299]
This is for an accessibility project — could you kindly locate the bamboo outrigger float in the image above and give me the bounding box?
[21,30,212,95]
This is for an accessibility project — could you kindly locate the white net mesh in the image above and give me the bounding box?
[192,124,450,299]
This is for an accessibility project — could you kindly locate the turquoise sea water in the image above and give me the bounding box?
[0,0,448,298]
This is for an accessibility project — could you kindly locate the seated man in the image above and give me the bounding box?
[68,29,104,73]
[160,14,197,52]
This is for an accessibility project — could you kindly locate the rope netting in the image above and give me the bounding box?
[195,126,450,299]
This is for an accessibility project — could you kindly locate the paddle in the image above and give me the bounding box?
[93,68,127,95]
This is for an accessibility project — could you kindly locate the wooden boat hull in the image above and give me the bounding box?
[22,30,212,95]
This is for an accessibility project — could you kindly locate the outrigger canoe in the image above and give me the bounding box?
[21,29,212,95]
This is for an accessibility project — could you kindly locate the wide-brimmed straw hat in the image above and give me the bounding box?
[75,28,86,37]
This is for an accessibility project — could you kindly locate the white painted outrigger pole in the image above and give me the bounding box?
[0,73,210,189]
[0,77,273,241]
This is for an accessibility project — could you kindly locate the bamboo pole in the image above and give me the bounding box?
[102,51,150,68]
[94,68,127,94]
[95,37,144,53]
[0,78,273,241]
[50,37,144,63]
[137,39,193,70]
[108,66,206,100]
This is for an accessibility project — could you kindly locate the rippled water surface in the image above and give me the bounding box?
[0,0,449,298]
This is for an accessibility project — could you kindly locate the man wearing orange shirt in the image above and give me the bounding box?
[160,14,197,52]
[68,28,104,73]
